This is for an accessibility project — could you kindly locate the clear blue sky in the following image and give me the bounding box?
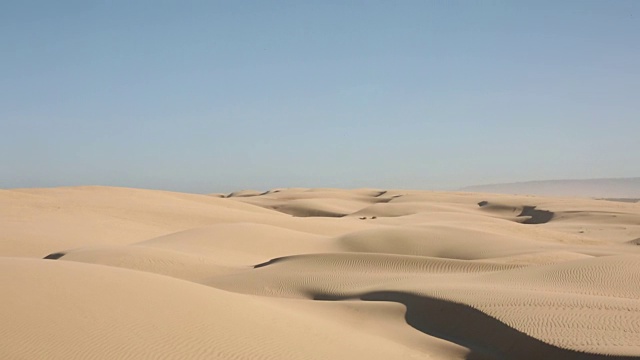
[1,1,639,193]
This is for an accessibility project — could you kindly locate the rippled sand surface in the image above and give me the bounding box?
[2,186,640,359]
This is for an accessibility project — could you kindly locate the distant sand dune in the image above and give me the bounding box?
[478,201,555,224]
[3,186,640,359]
[460,177,640,198]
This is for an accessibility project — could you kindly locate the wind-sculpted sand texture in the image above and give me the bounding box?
[2,187,640,359]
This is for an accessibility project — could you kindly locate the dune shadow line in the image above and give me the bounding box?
[43,252,66,260]
[313,291,636,360]
[518,206,554,224]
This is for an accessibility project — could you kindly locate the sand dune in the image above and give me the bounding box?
[3,186,640,359]
[1,257,424,360]
[460,177,640,198]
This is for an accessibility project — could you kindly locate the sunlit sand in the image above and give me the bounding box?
[2,186,640,359]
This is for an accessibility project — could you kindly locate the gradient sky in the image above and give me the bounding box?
[2,1,639,193]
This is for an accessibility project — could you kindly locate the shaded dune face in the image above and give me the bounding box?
[517,205,554,224]
[477,201,555,224]
[314,292,637,360]
[4,186,640,359]
[43,252,66,260]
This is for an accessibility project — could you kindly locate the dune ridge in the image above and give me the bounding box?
[3,186,640,359]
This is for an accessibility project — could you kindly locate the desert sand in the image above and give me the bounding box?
[2,186,640,359]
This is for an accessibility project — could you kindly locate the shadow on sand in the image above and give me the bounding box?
[314,291,636,360]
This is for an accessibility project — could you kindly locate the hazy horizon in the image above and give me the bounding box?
[2,1,639,193]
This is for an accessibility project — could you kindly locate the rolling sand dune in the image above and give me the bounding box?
[3,186,640,359]
[460,177,640,198]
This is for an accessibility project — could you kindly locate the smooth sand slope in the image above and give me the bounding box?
[2,186,640,359]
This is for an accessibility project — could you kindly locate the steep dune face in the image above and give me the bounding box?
[3,186,640,359]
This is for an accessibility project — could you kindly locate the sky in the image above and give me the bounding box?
[1,1,639,193]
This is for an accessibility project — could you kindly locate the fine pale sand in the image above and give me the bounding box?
[2,186,640,359]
